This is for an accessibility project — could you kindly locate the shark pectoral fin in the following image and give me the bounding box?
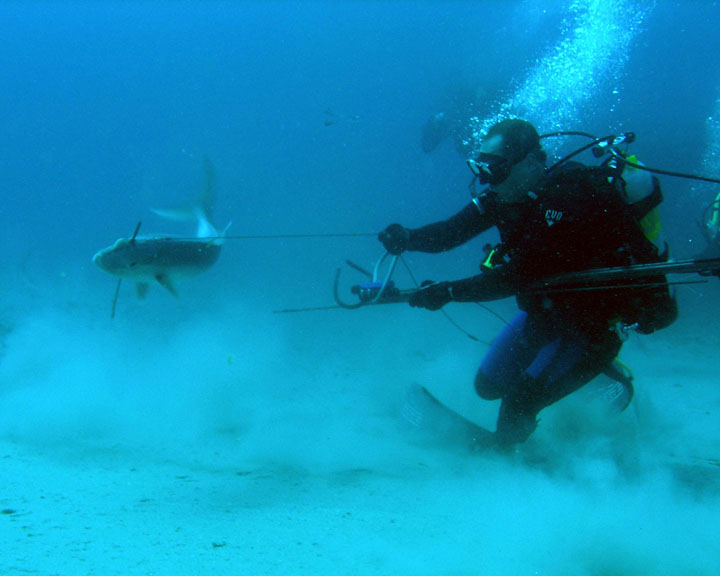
[155,274,178,297]
[135,282,150,299]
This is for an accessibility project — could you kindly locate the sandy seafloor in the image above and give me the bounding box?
[2,1,720,573]
[1,270,719,576]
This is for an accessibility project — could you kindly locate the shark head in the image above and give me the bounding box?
[92,238,137,276]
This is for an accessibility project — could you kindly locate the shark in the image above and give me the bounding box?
[93,158,227,302]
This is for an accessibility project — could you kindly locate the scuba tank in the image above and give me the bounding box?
[617,154,663,243]
[538,132,666,246]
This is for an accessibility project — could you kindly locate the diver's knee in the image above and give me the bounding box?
[474,371,502,400]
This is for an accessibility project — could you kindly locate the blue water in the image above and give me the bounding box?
[1,1,720,574]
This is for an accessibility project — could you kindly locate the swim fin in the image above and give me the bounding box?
[402,383,496,450]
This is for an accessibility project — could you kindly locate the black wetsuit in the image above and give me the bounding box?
[405,164,676,444]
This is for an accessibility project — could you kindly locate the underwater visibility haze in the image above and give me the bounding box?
[1,1,720,574]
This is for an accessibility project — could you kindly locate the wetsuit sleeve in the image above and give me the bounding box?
[406,203,493,253]
[447,268,516,302]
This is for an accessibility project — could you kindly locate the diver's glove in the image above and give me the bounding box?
[378,223,410,255]
[409,280,453,311]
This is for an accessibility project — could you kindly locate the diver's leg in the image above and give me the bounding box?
[493,337,572,446]
[495,378,543,446]
[475,311,540,400]
[494,330,617,446]
[540,333,623,408]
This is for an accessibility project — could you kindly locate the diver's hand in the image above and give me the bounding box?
[378,224,409,255]
[409,280,453,311]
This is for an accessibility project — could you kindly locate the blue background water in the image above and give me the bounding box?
[3,0,720,294]
[2,2,720,574]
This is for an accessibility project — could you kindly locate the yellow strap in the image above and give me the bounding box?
[639,207,661,241]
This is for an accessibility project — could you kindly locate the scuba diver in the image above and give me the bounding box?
[421,111,475,157]
[379,118,678,446]
[698,191,720,259]
[421,88,483,157]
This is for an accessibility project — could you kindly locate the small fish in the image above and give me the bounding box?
[323,108,360,127]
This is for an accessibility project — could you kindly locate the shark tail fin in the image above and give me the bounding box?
[151,156,221,239]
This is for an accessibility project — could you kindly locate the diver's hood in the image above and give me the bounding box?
[491,154,547,204]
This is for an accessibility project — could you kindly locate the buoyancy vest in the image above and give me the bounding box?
[477,163,676,335]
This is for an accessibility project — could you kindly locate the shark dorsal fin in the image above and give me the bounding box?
[150,158,219,239]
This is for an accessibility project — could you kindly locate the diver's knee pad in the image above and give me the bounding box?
[474,370,504,400]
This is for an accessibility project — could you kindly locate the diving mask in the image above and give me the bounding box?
[467,152,512,186]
